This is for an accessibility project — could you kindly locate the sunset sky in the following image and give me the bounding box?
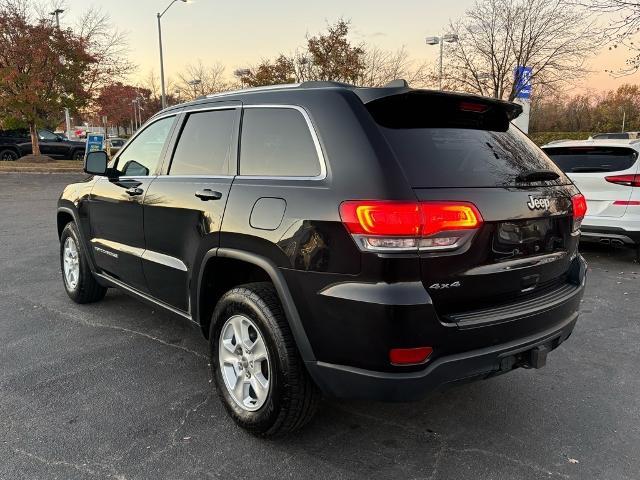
[58,0,640,95]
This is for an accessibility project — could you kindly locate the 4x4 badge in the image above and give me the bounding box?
[527,195,551,210]
[429,281,461,290]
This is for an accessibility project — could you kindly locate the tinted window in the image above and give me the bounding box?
[115,116,174,176]
[240,108,321,177]
[379,125,567,188]
[367,92,566,188]
[592,133,629,139]
[0,130,28,139]
[544,147,638,173]
[39,130,58,141]
[170,109,236,176]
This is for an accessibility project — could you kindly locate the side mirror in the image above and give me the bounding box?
[84,151,108,176]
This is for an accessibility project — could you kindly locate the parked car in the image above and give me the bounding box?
[0,128,85,160]
[543,139,640,260]
[58,81,587,436]
[106,137,126,157]
[591,132,640,140]
[0,129,27,161]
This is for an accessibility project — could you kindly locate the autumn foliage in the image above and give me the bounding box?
[0,6,95,155]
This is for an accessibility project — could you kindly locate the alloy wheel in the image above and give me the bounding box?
[63,236,80,290]
[218,314,271,411]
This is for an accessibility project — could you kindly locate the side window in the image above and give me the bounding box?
[240,108,321,177]
[169,109,236,176]
[115,116,175,176]
[39,130,58,141]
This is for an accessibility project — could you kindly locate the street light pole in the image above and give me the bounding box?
[157,0,188,110]
[50,9,72,139]
[426,33,459,90]
[50,8,64,28]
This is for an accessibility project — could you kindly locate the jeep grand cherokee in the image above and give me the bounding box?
[57,80,587,436]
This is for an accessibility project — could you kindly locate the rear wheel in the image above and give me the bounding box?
[210,282,320,437]
[0,149,19,161]
[60,223,107,303]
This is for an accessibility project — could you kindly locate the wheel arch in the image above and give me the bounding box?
[0,146,20,159]
[196,248,316,362]
[57,206,99,273]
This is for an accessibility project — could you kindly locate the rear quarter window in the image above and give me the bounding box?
[239,108,321,177]
[544,147,638,173]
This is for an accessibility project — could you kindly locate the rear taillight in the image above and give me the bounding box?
[605,174,640,187]
[571,193,587,231]
[339,200,483,252]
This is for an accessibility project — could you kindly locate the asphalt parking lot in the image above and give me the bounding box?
[1,173,639,480]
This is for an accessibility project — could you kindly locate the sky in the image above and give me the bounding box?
[57,0,640,95]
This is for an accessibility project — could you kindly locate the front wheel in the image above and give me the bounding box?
[210,282,320,437]
[71,150,85,161]
[60,223,107,303]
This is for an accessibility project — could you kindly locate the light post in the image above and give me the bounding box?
[426,33,459,90]
[157,0,188,110]
[50,8,64,28]
[50,9,72,139]
[234,68,251,89]
[188,79,202,99]
[132,100,138,131]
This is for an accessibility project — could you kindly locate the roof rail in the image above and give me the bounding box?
[298,80,355,88]
[205,83,301,99]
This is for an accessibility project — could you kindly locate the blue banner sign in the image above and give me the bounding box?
[514,66,532,100]
[86,134,104,157]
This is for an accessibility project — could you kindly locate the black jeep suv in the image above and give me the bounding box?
[57,81,587,436]
[0,129,85,160]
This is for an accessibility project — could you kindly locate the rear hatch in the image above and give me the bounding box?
[543,145,639,217]
[366,91,581,319]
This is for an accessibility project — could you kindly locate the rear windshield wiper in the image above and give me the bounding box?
[516,169,560,182]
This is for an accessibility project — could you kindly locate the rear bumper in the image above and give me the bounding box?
[580,225,640,246]
[305,257,586,401]
[307,310,579,401]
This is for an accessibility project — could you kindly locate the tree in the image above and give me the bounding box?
[74,7,135,95]
[96,83,150,135]
[239,55,296,87]
[358,46,432,87]
[237,20,429,88]
[577,0,640,76]
[445,0,596,100]
[529,83,640,133]
[175,60,231,100]
[0,3,95,155]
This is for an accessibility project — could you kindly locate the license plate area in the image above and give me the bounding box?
[492,217,568,260]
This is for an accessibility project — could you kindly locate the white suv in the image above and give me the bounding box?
[543,139,640,260]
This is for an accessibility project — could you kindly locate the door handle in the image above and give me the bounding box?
[126,187,144,196]
[195,189,223,201]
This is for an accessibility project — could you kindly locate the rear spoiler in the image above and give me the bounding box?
[361,89,523,131]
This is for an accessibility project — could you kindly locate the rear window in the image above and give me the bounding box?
[592,133,629,140]
[544,147,638,173]
[368,92,567,188]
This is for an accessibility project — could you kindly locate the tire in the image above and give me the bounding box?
[210,282,320,437]
[60,223,107,303]
[71,150,85,161]
[0,149,19,161]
